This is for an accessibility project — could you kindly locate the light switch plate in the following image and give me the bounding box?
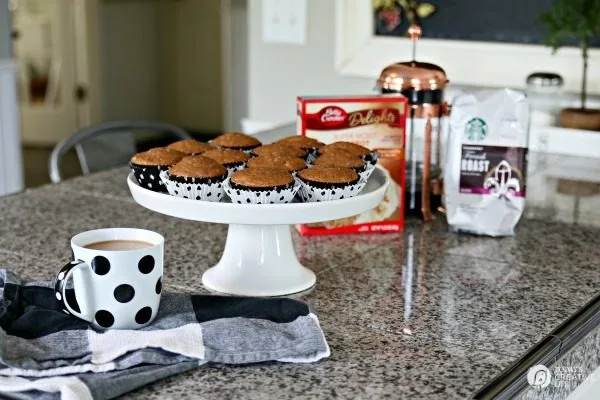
[262,0,307,45]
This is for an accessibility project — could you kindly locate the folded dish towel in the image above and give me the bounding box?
[0,270,330,400]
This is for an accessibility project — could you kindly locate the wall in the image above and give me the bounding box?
[101,0,160,121]
[0,0,11,58]
[0,0,23,195]
[159,0,223,134]
[247,0,373,124]
[247,0,600,127]
[227,0,248,132]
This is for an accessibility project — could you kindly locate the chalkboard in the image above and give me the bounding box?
[374,0,600,48]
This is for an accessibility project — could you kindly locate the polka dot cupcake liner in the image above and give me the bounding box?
[305,152,318,164]
[298,178,368,203]
[223,178,302,204]
[225,162,247,177]
[365,152,379,167]
[159,170,226,202]
[130,164,169,193]
[359,162,376,182]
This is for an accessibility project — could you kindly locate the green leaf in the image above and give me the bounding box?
[373,0,398,10]
[417,3,436,18]
[538,0,600,50]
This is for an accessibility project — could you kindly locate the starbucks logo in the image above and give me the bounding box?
[465,118,488,141]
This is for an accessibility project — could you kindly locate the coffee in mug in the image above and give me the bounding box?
[84,240,153,251]
[54,228,164,330]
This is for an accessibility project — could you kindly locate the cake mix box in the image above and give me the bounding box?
[297,95,407,235]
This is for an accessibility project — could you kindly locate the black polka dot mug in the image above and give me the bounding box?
[54,228,164,330]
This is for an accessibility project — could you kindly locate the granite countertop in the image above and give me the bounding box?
[1,151,599,399]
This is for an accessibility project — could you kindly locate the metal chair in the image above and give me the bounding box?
[49,121,192,183]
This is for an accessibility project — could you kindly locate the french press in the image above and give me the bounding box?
[375,23,449,222]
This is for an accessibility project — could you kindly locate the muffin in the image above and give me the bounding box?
[247,155,307,174]
[167,139,215,155]
[275,136,324,156]
[202,148,250,176]
[312,151,365,171]
[224,167,300,204]
[319,141,378,165]
[160,156,227,201]
[312,150,377,181]
[297,166,366,202]
[251,143,308,159]
[130,147,185,192]
[211,132,261,152]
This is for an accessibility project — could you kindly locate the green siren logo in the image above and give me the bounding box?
[465,118,488,141]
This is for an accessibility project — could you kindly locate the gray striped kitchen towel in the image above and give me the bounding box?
[0,269,329,399]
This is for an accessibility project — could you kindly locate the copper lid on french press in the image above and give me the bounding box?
[375,24,449,93]
[376,61,448,92]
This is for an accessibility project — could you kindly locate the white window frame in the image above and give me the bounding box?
[334,0,600,95]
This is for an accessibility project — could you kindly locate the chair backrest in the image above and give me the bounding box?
[49,121,192,183]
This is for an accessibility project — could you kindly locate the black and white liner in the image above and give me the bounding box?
[298,178,368,203]
[305,153,317,164]
[359,162,376,181]
[130,164,169,192]
[223,178,301,204]
[364,151,379,167]
[304,147,324,164]
[159,170,226,202]
[224,162,247,177]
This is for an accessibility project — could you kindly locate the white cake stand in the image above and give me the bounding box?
[127,167,389,296]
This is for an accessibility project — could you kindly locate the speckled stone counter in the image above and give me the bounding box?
[1,152,599,399]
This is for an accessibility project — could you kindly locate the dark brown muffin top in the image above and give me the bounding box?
[298,166,358,184]
[231,167,294,188]
[167,140,215,155]
[312,151,365,170]
[247,155,307,172]
[211,132,261,148]
[169,156,227,178]
[276,135,324,150]
[130,147,185,166]
[202,148,250,165]
[319,141,371,157]
[251,143,307,158]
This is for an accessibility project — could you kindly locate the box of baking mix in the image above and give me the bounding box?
[297,95,407,235]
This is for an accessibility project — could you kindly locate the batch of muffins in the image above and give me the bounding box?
[129,132,378,204]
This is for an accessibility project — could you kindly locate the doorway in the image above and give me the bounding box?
[8,0,245,188]
[11,0,89,145]
[10,0,98,187]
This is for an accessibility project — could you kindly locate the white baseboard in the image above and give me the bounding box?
[0,60,24,196]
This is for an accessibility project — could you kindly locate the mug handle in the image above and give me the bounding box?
[54,260,94,322]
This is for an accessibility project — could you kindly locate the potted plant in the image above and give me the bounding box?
[539,0,600,131]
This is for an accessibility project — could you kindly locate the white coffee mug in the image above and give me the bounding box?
[54,228,164,330]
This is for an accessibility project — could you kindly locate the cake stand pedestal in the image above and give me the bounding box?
[127,167,389,296]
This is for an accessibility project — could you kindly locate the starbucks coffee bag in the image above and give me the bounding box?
[444,89,529,236]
